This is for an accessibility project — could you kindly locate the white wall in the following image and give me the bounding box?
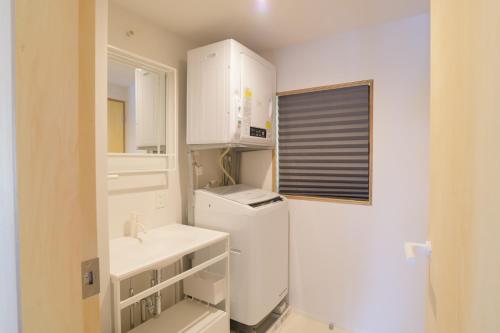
[108,83,128,102]
[262,15,430,333]
[100,3,199,331]
[107,2,199,237]
[0,1,19,331]
[240,150,273,191]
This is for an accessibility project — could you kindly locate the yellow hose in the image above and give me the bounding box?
[219,147,236,185]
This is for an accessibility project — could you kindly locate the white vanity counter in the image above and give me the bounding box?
[109,223,230,333]
[109,223,228,281]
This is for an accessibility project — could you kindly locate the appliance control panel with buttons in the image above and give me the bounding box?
[250,127,267,138]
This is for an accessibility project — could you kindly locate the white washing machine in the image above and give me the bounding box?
[194,185,289,326]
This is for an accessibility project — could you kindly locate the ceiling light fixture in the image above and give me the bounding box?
[255,0,269,13]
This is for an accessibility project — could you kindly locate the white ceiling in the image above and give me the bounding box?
[112,0,429,51]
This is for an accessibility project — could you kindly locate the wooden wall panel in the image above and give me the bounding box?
[428,0,500,332]
[16,0,100,332]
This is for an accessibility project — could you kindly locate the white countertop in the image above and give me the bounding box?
[109,224,229,281]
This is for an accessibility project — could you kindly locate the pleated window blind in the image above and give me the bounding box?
[277,81,372,203]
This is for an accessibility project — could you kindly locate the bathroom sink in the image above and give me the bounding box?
[111,236,141,248]
[109,224,228,280]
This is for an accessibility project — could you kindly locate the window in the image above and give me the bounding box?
[277,80,373,204]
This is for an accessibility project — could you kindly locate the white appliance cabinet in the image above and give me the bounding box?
[187,39,276,148]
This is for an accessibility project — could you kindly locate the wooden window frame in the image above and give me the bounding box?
[273,80,374,205]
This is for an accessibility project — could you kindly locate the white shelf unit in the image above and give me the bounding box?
[109,224,230,333]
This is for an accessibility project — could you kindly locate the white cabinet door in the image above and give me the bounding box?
[187,42,229,144]
[135,69,162,149]
[239,53,276,145]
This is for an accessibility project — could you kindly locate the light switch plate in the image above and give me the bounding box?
[156,191,166,209]
[81,257,100,299]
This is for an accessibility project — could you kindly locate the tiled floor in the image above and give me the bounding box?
[276,311,350,333]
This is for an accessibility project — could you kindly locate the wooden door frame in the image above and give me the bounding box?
[0,0,20,331]
[107,98,126,153]
[15,0,100,331]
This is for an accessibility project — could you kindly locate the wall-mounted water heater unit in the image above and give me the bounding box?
[187,39,276,147]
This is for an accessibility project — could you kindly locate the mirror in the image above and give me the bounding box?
[107,49,170,154]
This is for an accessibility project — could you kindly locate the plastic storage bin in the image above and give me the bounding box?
[184,270,226,305]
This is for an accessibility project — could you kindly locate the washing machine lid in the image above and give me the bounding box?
[204,184,281,206]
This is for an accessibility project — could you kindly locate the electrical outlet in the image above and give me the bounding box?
[155,192,166,209]
[196,166,204,176]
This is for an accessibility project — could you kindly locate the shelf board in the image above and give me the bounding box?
[129,299,227,333]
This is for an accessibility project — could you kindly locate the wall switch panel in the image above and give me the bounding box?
[196,166,204,176]
[156,191,166,209]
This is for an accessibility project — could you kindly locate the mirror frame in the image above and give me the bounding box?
[107,45,177,159]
